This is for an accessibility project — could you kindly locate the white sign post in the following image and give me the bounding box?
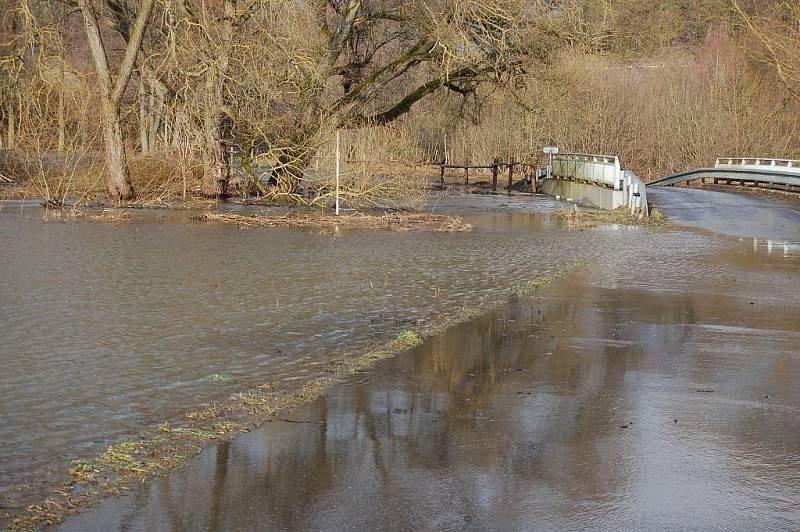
[543,146,559,179]
[335,130,341,216]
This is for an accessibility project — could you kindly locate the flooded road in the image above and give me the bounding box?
[0,194,684,514]
[53,191,800,531]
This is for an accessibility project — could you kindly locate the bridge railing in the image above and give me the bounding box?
[715,157,800,175]
[551,153,623,190]
[543,150,648,216]
[622,170,649,217]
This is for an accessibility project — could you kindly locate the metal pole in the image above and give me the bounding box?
[335,130,340,215]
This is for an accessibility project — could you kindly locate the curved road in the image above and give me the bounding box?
[648,186,800,242]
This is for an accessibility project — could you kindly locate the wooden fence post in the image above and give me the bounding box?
[507,157,515,190]
[492,156,499,190]
[464,157,470,186]
[440,159,445,186]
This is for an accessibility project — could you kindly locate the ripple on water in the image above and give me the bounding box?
[0,195,779,509]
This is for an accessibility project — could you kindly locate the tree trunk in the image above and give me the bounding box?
[200,0,233,198]
[138,76,149,153]
[78,0,155,202]
[200,67,229,198]
[101,99,134,199]
[57,89,66,152]
[171,107,187,149]
[5,102,14,150]
[149,79,165,148]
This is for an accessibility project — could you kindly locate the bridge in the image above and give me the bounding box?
[648,158,800,192]
[538,152,649,216]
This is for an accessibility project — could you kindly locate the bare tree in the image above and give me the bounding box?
[77,0,155,200]
[731,0,800,105]
[234,0,534,192]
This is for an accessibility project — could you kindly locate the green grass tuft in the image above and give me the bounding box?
[208,373,234,384]
[392,330,423,350]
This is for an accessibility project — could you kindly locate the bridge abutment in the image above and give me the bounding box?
[540,179,628,210]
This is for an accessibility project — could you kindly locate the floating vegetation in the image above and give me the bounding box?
[194,211,474,233]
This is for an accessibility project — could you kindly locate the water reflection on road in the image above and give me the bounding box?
[1,194,683,512]
[58,234,800,530]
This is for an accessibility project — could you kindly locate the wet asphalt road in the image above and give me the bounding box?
[648,186,800,242]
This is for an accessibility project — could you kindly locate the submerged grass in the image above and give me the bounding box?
[207,373,234,384]
[392,331,424,350]
[508,265,577,297]
[38,208,135,224]
[553,206,665,229]
[194,211,474,232]
[6,267,572,531]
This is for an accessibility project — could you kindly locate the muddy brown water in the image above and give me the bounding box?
[56,231,800,531]
[2,192,800,530]
[0,195,635,512]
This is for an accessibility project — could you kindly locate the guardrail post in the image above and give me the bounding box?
[464,157,470,186]
[630,181,636,214]
[624,172,631,207]
[628,174,634,208]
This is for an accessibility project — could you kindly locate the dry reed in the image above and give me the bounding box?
[194,211,474,232]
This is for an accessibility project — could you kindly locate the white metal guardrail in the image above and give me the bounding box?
[715,157,800,175]
[650,156,800,189]
[551,153,623,190]
[542,150,648,216]
[622,169,648,217]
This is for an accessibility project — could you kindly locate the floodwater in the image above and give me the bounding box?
[57,218,800,531]
[3,191,800,530]
[48,190,800,531]
[0,194,686,514]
